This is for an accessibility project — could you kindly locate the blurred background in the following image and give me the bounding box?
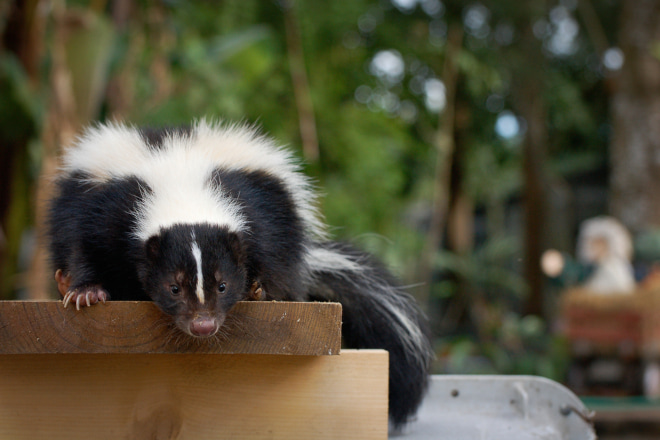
[2,0,660,435]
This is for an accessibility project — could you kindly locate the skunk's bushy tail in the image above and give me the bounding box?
[304,241,433,428]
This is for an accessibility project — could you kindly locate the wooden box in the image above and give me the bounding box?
[0,301,389,439]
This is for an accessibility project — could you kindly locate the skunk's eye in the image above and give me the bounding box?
[170,285,181,296]
[218,282,226,294]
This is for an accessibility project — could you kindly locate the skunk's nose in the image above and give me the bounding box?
[189,316,219,337]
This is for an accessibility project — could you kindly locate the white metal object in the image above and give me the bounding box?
[397,375,597,439]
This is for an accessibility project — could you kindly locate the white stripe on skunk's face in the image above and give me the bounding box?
[190,234,205,305]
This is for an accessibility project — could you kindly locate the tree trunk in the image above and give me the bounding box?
[106,0,138,120]
[512,14,550,318]
[610,0,660,233]
[418,24,463,309]
[282,0,319,162]
[518,80,548,317]
[27,0,80,300]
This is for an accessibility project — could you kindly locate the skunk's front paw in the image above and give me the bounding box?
[54,269,71,297]
[62,285,108,310]
[247,281,265,301]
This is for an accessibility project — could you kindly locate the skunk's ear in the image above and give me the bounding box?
[145,235,161,261]
[225,232,247,267]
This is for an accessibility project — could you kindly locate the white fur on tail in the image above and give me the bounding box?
[305,245,429,371]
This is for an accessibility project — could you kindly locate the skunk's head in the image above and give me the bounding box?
[139,223,248,338]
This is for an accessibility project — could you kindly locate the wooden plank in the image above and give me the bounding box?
[0,301,341,355]
[564,307,642,344]
[0,349,388,440]
[582,396,660,423]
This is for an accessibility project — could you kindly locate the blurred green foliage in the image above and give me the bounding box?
[0,0,627,379]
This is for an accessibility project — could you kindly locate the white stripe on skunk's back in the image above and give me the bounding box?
[135,148,246,240]
[60,120,326,241]
[63,122,151,180]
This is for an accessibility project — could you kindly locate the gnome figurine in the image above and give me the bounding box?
[542,216,636,294]
[576,216,635,294]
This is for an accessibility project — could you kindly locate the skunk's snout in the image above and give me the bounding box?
[189,315,220,337]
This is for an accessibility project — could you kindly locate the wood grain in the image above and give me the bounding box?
[0,301,341,355]
[0,349,388,440]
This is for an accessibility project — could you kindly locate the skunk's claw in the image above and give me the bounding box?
[62,286,108,310]
[248,281,266,301]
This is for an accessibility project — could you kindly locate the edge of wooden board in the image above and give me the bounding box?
[0,301,342,355]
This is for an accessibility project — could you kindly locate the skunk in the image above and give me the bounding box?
[46,120,433,428]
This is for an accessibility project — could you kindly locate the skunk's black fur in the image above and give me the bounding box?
[46,121,433,428]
